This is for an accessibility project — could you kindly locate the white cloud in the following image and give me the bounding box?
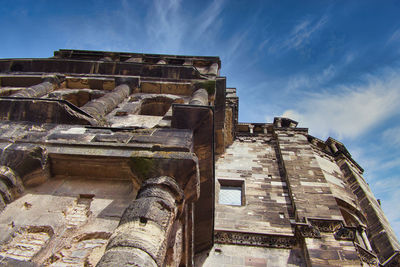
[282,69,400,140]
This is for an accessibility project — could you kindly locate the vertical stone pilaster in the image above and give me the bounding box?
[337,158,400,262]
[275,129,363,266]
[97,176,184,267]
[275,130,342,221]
[181,203,194,267]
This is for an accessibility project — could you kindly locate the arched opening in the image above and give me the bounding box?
[139,96,176,116]
[47,89,105,107]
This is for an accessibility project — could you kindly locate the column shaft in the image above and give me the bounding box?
[11,81,56,98]
[81,84,131,118]
[361,229,373,251]
[97,176,184,267]
[189,89,208,106]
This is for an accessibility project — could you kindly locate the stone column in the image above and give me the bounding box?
[330,143,339,153]
[275,118,282,128]
[97,176,184,267]
[81,83,131,118]
[207,63,219,76]
[0,166,23,211]
[11,76,60,98]
[359,226,373,251]
[189,89,208,106]
[262,125,268,134]
[249,124,254,134]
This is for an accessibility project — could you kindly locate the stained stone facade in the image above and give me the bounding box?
[0,49,399,266]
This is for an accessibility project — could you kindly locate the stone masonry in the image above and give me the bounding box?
[0,50,399,266]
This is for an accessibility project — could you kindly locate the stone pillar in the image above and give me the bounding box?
[11,76,60,98]
[249,124,254,134]
[208,63,219,76]
[181,203,194,267]
[330,143,338,153]
[189,89,208,106]
[81,83,131,118]
[97,176,184,267]
[359,226,373,251]
[0,166,23,211]
[311,138,318,146]
[262,125,268,134]
[275,118,282,128]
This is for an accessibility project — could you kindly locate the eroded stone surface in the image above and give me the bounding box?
[0,227,51,261]
[0,49,398,267]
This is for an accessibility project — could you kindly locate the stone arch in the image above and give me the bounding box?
[139,96,175,116]
[335,197,367,226]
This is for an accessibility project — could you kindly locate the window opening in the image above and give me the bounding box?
[218,179,245,206]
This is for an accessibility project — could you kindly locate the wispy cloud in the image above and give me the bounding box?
[285,64,336,93]
[268,15,328,54]
[284,15,328,50]
[145,0,186,53]
[222,30,250,69]
[372,177,400,239]
[258,38,270,51]
[282,68,400,139]
[193,0,225,40]
[388,28,400,44]
[382,126,400,147]
[60,0,228,56]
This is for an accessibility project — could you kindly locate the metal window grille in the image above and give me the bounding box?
[219,186,242,206]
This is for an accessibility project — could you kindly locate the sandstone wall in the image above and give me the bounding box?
[0,177,136,265]
[215,136,293,235]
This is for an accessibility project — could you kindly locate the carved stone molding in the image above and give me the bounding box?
[334,226,356,241]
[214,230,297,249]
[295,223,321,239]
[308,218,342,233]
[382,251,400,267]
[355,243,379,267]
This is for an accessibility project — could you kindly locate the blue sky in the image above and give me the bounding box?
[1,0,400,238]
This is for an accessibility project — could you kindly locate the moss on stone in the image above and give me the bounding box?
[194,80,216,96]
[129,157,155,180]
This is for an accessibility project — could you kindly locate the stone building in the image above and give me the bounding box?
[0,49,398,266]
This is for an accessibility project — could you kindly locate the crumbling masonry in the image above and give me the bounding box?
[0,49,398,266]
